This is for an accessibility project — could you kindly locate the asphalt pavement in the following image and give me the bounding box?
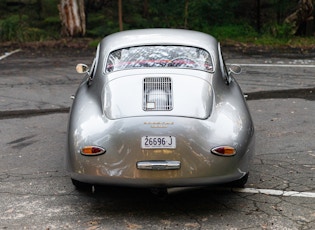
[0,48,93,114]
[1,47,314,114]
[0,47,314,229]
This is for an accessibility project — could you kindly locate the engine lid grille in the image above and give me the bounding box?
[143,77,173,111]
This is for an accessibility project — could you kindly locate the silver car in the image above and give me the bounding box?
[67,29,255,190]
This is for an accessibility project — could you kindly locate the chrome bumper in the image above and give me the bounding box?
[136,160,181,170]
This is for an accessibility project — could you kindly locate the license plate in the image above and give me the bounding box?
[141,136,176,149]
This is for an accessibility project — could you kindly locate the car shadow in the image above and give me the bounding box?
[72,185,249,217]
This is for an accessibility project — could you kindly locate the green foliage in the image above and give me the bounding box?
[208,24,258,42]
[86,13,119,37]
[189,0,239,26]
[268,23,295,39]
[0,15,50,42]
[0,15,21,41]
[41,16,61,38]
[40,0,59,17]
[88,39,102,48]
[0,0,314,46]
[0,0,59,42]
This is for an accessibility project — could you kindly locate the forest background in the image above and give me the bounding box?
[1,0,315,49]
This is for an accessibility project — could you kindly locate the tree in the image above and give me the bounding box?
[118,0,123,31]
[58,0,86,37]
[284,0,313,35]
[256,0,261,33]
[184,0,189,28]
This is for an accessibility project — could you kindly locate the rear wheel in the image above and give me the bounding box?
[229,173,249,188]
[150,187,168,199]
[71,178,93,191]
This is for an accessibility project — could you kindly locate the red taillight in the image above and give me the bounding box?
[80,146,106,156]
[211,146,236,156]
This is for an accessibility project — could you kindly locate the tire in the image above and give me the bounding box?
[71,178,92,191]
[229,173,249,188]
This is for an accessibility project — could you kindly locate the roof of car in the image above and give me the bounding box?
[99,28,218,53]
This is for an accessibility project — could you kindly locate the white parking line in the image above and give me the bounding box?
[233,188,315,198]
[0,49,21,61]
[238,63,315,68]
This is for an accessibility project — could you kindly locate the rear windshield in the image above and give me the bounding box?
[105,46,213,73]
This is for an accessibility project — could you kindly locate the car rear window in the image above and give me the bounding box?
[105,46,213,73]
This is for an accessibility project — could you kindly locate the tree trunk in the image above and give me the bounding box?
[284,0,313,35]
[118,0,123,31]
[143,0,149,18]
[256,0,261,33]
[58,0,86,37]
[184,0,189,29]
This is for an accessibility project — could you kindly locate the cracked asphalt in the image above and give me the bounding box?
[0,47,314,229]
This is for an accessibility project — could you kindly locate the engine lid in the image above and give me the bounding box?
[103,73,213,119]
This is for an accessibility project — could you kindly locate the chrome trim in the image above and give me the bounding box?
[137,160,181,170]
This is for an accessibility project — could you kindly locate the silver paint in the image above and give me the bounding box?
[66,29,255,188]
